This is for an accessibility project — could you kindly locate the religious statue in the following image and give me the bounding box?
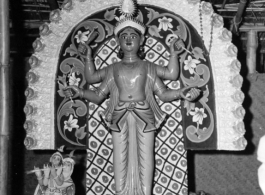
[34,152,64,195]
[56,157,75,195]
[33,151,75,195]
[64,0,200,194]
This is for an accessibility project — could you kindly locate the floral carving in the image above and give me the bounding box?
[26,72,38,84]
[28,56,40,68]
[190,107,207,125]
[64,114,79,132]
[226,44,238,57]
[158,16,173,31]
[219,28,232,42]
[233,106,245,119]
[233,137,247,150]
[24,120,34,132]
[212,13,224,28]
[62,0,74,11]
[32,38,45,52]
[233,121,245,135]
[231,90,244,104]
[184,55,200,74]
[201,2,213,15]
[230,59,241,73]
[230,75,243,89]
[24,136,37,149]
[49,9,61,23]
[74,30,90,44]
[69,72,81,86]
[39,23,51,36]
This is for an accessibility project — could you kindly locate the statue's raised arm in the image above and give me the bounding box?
[155,37,185,81]
[78,43,107,84]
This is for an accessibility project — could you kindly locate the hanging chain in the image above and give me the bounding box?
[199,3,214,56]
[199,3,203,40]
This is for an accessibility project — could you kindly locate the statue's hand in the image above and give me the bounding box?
[50,165,57,178]
[34,166,42,178]
[43,164,50,178]
[78,43,92,58]
[180,86,201,101]
[63,85,82,99]
[56,166,63,176]
[170,37,185,55]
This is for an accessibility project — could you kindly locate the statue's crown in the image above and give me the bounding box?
[114,0,146,35]
[63,157,75,165]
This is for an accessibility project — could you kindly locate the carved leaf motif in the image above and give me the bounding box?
[181,64,210,88]
[136,10,144,22]
[57,82,66,97]
[57,100,86,146]
[172,25,187,41]
[148,25,163,38]
[104,9,117,21]
[83,21,105,42]
[64,44,78,57]
[100,20,114,38]
[58,75,67,85]
[192,47,206,61]
[184,100,195,116]
[186,100,214,143]
[201,85,209,103]
[145,7,160,24]
[75,125,87,140]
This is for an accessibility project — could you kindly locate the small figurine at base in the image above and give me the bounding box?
[33,152,75,195]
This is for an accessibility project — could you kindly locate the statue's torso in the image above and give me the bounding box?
[114,61,147,102]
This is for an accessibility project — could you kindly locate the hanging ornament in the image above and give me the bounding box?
[119,0,137,17]
[114,0,145,35]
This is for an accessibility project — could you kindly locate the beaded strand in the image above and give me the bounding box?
[199,3,214,56]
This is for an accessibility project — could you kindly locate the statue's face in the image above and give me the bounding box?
[51,155,62,166]
[63,161,72,173]
[116,27,144,54]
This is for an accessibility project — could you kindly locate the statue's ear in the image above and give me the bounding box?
[115,36,120,46]
[140,35,145,45]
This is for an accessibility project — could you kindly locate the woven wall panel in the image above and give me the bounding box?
[192,74,265,195]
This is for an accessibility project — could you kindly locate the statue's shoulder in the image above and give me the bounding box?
[103,62,122,79]
[104,62,118,73]
[109,61,122,70]
[143,60,155,67]
[142,60,156,72]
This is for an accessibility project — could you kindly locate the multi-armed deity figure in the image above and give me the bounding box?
[65,0,200,194]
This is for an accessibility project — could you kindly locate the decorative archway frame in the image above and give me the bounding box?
[24,0,246,150]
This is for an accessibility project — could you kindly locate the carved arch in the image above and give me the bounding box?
[24,0,246,152]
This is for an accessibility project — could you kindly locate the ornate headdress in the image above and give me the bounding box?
[63,157,75,165]
[114,0,146,35]
[63,150,75,165]
[50,152,63,162]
